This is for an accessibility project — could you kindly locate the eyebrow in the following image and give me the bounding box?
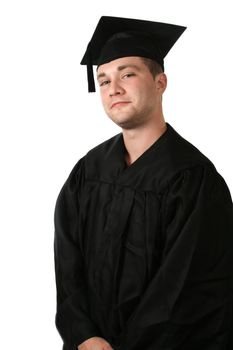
[97,64,141,80]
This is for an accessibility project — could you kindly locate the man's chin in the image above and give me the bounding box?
[107,112,144,130]
[114,119,142,130]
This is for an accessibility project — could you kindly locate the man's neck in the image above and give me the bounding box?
[122,117,167,166]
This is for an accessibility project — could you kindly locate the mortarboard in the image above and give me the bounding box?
[80,16,187,92]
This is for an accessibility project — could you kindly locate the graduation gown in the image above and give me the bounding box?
[54,123,233,350]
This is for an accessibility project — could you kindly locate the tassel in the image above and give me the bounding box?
[87,54,95,92]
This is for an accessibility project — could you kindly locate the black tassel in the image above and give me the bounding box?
[87,55,95,92]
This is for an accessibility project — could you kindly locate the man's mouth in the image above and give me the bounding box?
[111,101,131,109]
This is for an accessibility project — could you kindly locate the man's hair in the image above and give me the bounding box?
[140,57,163,78]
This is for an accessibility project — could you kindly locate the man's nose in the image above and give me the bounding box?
[109,79,124,97]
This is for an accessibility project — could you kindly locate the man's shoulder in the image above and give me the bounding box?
[64,134,120,181]
[147,124,218,190]
[162,124,215,171]
[86,133,122,159]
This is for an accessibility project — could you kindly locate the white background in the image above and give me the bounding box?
[0,0,232,349]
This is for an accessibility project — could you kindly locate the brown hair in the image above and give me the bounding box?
[140,57,163,79]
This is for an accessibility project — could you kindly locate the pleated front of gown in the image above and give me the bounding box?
[55,124,233,350]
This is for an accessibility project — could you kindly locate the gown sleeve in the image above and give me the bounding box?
[121,164,233,349]
[54,158,100,350]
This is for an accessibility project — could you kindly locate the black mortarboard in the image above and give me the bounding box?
[80,16,186,92]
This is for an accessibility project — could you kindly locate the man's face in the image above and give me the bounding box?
[97,56,166,130]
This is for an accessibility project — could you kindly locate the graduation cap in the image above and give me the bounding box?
[80,16,186,92]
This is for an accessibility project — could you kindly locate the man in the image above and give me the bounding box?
[54,16,233,350]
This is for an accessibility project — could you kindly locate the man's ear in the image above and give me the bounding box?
[156,73,167,93]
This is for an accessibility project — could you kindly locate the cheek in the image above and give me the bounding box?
[100,91,108,107]
[132,81,150,97]
[141,83,156,101]
[134,86,148,103]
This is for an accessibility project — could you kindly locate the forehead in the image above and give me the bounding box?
[97,56,145,74]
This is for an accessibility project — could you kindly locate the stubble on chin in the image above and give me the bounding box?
[107,111,147,130]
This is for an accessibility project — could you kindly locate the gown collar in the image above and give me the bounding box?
[85,123,178,190]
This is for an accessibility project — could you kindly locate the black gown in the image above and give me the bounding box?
[54,123,233,350]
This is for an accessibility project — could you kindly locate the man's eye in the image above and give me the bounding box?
[100,80,110,87]
[123,73,135,79]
